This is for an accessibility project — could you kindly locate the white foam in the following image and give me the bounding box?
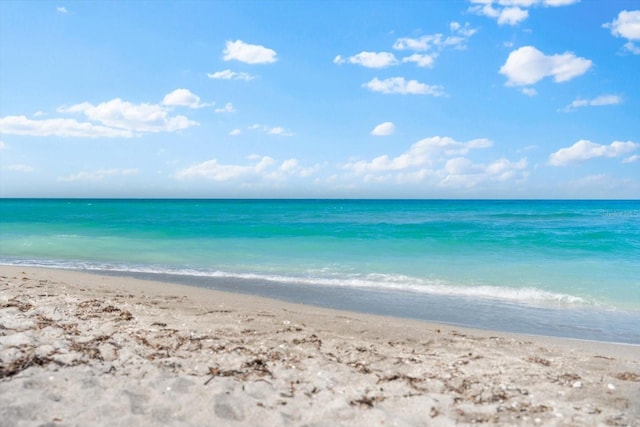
[0,259,591,308]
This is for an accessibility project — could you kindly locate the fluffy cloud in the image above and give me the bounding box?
[223,40,277,64]
[603,10,640,54]
[1,90,202,138]
[363,77,445,96]
[56,6,68,13]
[58,168,139,182]
[498,7,529,25]
[470,3,529,25]
[344,136,493,174]
[162,89,211,109]
[393,22,476,51]
[60,98,198,133]
[207,69,256,80]
[333,52,398,68]
[342,135,527,188]
[499,46,592,87]
[548,140,639,166]
[392,22,476,67]
[0,115,134,138]
[561,94,622,112]
[442,157,528,187]
[371,122,395,136]
[229,129,242,136]
[335,22,476,73]
[174,156,317,182]
[469,0,579,25]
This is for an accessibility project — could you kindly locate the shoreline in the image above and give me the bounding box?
[3,262,640,345]
[2,266,639,426]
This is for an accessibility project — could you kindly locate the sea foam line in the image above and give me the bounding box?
[1,258,591,308]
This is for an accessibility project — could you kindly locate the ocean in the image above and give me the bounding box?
[1,199,639,343]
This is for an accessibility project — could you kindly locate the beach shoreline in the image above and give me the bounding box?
[1,266,639,426]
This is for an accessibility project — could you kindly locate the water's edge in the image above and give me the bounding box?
[13,264,637,345]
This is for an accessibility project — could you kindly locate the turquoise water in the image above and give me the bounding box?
[1,199,639,343]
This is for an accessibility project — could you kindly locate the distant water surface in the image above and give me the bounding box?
[1,199,639,343]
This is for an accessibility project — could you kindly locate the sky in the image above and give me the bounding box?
[0,0,639,199]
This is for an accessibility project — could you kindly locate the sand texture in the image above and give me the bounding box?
[1,266,639,426]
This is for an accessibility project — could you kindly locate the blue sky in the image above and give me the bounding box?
[1,0,638,198]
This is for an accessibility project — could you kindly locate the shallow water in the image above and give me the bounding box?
[2,199,639,343]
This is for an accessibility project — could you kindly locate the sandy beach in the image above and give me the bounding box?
[1,266,638,426]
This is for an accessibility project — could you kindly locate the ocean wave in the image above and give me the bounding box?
[0,258,593,308]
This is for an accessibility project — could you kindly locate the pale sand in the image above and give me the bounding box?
[1,266,639,427]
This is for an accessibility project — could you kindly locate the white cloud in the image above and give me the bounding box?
[162,88,211,109]
[499,46,592,86]
[393,22,476,52]
[498,7,529,25]
[344,136,493,174]
[623,154,639,163]
[215,103,235,113]
[449,21,477,37]
[401,53,437,68]
[561,94,622,112]
[521,87,537,96]
[223,40,277,64]
[623,41,640,54]
[174,155,319,183]
[392,22,476,68]
[175,156,274,181]
[229,128,242,136]
[249,124,294,136]
[469,0,579,25]
[603,10,640,54]
[442,157,528,187]
[2,90,202,138]
[279,158,299,173]
[363,77,445,96]
[207,69,256,80]
[268,127,293,136]
[0,141,6,150]
[548,140,639,166]
[0,115,134,138]
[345,22,474,70]
[56,6,68,13]
[543,0,579,5]
[59,95,198,133]
[469,3,529,25]
[604,10,640,40]
[371,122,395,136]
[58,168,139,182]
[7,164,34,172]
[269,159,321,180]
[393,34,442,51]
[333,51,398,68]
[342,135,529,189]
